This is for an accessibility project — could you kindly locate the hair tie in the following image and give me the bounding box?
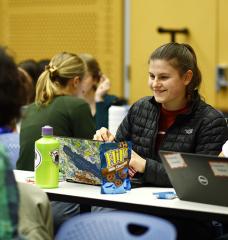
[45,64,58,81]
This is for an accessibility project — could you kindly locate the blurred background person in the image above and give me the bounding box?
[0,50,29,168]
[16,67,37,133]
[37,58,50,79]
[18,59,39,102]
[79,53,127,129]
[0,47,23,239]
[0,144,21,239]
[18,67,35,105]
[0,46,53,239]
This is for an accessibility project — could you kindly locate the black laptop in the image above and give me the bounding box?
[159,150,228,207]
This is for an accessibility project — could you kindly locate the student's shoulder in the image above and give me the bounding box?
[197,100,225,122]
[132,96,154,108]
[125,96,155,117]
[55,95,88,107]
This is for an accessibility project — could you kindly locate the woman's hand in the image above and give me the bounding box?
[129,151,146,176]
[93,127,115,142]
[95,75,111,102]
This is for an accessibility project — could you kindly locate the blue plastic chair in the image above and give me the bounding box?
[55,211,176,240]
[0,132,19,169]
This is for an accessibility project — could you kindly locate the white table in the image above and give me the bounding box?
[14,170,228,222]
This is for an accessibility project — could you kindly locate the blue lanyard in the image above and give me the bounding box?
[0,127,13,134]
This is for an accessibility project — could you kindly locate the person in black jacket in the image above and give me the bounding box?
[94,42,228,240]
[94,42,227,187]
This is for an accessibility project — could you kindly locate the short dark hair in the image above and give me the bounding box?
[149,43,202,99]
[0,47,25,126]
[18,59,38,85]
[37,59,50,79]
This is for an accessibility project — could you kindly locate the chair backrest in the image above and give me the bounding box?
[55,211,176,240]
[0,132,20,169]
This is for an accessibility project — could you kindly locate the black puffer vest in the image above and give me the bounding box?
[116,92,227,186]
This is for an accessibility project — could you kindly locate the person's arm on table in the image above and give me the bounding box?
[129,150,171,186]
[115,109,171,187]
[94,125,171,186]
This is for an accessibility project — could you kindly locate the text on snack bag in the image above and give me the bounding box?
[104,147,128,168]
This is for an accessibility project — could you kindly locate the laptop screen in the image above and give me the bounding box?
[159,150,228,206]
[57,137,102,185]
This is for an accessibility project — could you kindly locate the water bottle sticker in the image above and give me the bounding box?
[35,148,42,169]
[50,149,59,165]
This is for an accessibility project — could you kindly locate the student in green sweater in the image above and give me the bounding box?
[17,51,96,234]
[17,52,96,171]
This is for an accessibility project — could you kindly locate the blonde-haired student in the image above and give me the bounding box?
[17,52,95,171]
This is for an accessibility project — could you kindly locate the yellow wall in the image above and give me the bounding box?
[130,0,219,107]
[1,0,228,109]
[0,0,124,97]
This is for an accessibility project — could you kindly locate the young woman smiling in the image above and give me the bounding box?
[94,42,227,187]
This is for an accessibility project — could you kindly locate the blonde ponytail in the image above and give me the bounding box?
[35,52,86,106]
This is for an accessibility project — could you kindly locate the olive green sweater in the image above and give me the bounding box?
[17,96,95,171]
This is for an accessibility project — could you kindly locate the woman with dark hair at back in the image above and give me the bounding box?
[94,43,227,240]
[18,59,38,102]
[37,58,50,78]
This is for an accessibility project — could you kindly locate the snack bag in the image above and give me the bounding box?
[100,141,132,194]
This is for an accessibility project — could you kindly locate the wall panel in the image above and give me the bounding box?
[0,0,123,96]
[130,0,217,107]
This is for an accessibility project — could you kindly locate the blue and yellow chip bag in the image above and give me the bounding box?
[100,141,132,194]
